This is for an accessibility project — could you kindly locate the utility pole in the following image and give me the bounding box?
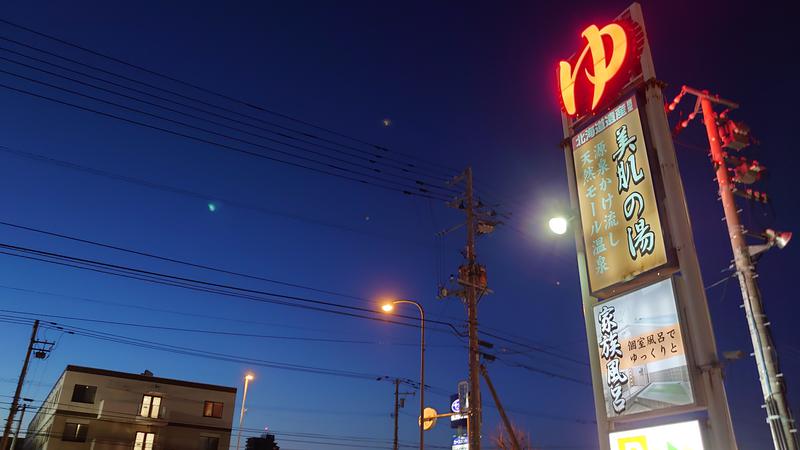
[1,321,37,450]
[440,167,501,450]
[672,86,797,449]
[463,167,482,450]
[480,364,521,450]
[1,320,53,450]
[382,377,414,450]
[393,379,400,450]
[9,403,27,450]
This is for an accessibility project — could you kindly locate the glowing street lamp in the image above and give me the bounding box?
[380,299,425,450]
[548,216,569,235]
[235,373,255,450]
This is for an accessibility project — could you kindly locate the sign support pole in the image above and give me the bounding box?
[640,82,738,449]
[560,130,611,450]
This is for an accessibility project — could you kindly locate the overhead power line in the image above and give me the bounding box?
[0,48,458,196]
[0,218,592,366]
[0,27,457,182]
[0,17,460,177]
[0,38,455,184]
[0,239,464,337]
[0,219,588,365]
[0,144,438,250]
[0,307,463,349]
[0,18,530,214]
[0,219,372,304]
[481,330,588,367]
[0,81,447,201]
[0,283,376,336]
[0,315,383,381]
[0,67,452,200]
[0,399,442,449]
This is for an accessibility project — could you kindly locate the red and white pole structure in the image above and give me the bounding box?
[688,86,797,450]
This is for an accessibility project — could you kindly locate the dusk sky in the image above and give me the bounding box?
[0,1,797,449]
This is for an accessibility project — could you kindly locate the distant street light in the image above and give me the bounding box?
[235,373,255,450]
[380,299,425,450]
[548,216,569,235]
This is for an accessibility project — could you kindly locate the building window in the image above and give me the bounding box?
[71,385,97,404]
[200,436,220,450]
[203,401,223,418]
[62,422,88,442]
[140,395,162,418]
[133,432,155,450]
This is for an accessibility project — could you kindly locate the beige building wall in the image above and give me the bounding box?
[24,366,236,450]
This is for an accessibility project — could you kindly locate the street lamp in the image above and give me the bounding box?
[235,373,255,450]
[548,216,569,235]
[380,299,425,450]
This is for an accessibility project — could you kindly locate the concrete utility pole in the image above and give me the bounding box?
[1,320,39,450]
[441,166,499,450]
[464,167,482,450]
[685,87,797,450]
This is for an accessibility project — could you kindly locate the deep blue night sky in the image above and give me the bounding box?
[0,1,797,449]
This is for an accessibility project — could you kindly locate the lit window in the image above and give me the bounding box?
[203,401,223,418]
[140,395,162,419]
[62,422,88,442]
[133,432,155,450]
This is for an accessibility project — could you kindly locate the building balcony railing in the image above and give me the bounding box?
[95,399,169,426]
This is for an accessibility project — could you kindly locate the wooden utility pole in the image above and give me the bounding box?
[386,377,414,450]
[9,403,27,450]
[393,378,400,450]
[1,320,39,450]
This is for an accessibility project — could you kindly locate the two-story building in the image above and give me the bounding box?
[24,365,236,450]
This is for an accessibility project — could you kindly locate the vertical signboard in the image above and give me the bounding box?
[555,3,737,449]
[450,394,467,428]
[593,279,692,417]
[573,95,669,297]
[452,435,469,450]
[608,420,704,450]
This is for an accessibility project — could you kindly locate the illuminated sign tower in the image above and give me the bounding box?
[555,3,737,449]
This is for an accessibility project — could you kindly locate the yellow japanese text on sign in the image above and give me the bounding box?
[572,95,667,295]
